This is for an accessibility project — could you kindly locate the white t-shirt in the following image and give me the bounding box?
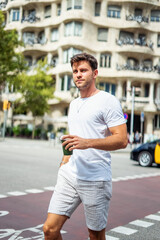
[60,91,126,181]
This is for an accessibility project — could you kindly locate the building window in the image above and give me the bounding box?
[144,83,149,97]
[135,8,142,17]
[60,75,72,91]
[51,28,59,42]
[65,21,82,37]
[100,53,111,68]
[119,31,134,40]
[95,2,101,16]
[67,0,82,10]
[9,8,20,22]
[44,5,51,18]
[63,47,82,63]
[57,3,61,16]
[107,5,121,18]
[51,55,58,67]
[154,115,160,129]
[127,57,138,69]
[99,82,116,95]
[143,59,152,71]
[151,10,160,22]
[38,31,46,44]
[98,28,108,42]
[23,32,35,45]
[24,56,32,67]
[28,9,36,17]
[157,35,160,47]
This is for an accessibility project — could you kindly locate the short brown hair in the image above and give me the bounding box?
[70,52,98,71]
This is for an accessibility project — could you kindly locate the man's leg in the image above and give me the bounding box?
[43,213,68,240]
[88,228,106,240]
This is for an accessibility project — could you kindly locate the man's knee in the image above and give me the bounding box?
[88,228,106,240]
[43,222,60,239]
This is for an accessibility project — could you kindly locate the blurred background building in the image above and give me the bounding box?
[0,0,160,140]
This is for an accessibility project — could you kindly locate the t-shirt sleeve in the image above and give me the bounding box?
[103,96,126,128]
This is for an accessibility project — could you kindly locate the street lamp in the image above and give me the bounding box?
[130,86,135,147]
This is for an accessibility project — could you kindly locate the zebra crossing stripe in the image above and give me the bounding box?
[112,172,160,182]
[25,189,44,193]
[105,236,119,240]
[7,191,27,196]
[44,186,55,191]
[87,236,119,240]
[0,194,7,198]
[111,226,138,235]
[145,214,160,221]
[129,219,154,228]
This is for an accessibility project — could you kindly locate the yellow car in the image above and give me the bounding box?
[130,139,160,167]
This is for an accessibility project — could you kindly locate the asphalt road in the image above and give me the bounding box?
[0,138,160,239]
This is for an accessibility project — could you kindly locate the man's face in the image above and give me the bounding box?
[72,61,97,90]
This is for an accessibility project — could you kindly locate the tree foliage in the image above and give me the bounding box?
[15,58,55,116]
[14,58,55,138]
[0,11,26,87]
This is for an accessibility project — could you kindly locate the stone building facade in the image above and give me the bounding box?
[1,0,160,139]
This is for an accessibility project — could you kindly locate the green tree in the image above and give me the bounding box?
[14,58,55,139]
[0,11,26,88]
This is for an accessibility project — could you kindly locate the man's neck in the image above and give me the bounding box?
[80,88,100,98]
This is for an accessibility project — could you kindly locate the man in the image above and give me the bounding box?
[43,53,128,240]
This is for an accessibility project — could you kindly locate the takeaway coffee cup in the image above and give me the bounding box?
[60,135,73,155]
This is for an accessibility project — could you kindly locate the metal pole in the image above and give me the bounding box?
[140,120,143,144]
[130,86,135,147]
[2,110,8,140]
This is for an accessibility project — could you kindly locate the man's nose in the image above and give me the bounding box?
[77,71,82,78]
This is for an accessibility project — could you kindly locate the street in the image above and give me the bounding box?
[0,138,160,239]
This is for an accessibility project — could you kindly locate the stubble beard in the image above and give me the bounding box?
[74,74,94,91]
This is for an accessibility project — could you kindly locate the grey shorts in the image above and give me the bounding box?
[48,169,112,231]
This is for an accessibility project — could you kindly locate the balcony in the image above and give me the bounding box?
[23,37,47,46]
[21,14,40,24]
[117,63,160,74]
[0,1,7,9]
[116,37,153,50]
[126,14,149,23]
[121,96,156,112]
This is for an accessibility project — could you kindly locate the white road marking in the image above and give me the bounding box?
[25,189,44,193]
[44,186,55,191]
[112,172,160,182]
[105,236,119,240]
[129,219,154,228]
[145,214,160,221]
[0,194,7,198]
[0,211,9,217]
[7,191,27,196]
[111,226,138,235]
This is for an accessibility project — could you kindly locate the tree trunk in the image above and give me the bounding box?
[32,118,36,139]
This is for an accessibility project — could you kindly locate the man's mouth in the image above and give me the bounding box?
[76,80,84,83]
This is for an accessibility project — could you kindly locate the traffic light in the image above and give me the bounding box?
[3,100,11,111]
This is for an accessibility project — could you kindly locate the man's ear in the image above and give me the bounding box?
[94,69,98,78]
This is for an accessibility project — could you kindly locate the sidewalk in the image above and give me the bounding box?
[1,137,134,153]
[112,143,136,154]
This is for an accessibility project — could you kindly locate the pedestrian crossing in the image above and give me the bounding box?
[0,186,160,239]
[112,172,160,182]
[0,171,160,198]
[0,186,54,198]
[86,212,160,240]
[104,211,160,239]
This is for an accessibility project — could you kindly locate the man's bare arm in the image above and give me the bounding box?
[62,123,128,151]
[60,155,71,167]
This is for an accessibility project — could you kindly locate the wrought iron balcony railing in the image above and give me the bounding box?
[126,15,149,23]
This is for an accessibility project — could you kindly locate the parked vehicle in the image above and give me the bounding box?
[130,139,160,167]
